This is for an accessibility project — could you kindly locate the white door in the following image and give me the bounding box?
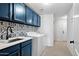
[54,19,67,41]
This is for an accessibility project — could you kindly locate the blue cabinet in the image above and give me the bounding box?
[30,41,32,56]
[0,3,12,21]
[25,6,41,27]
[32,11,41,27]
[13,3,25,23]
[25,5,41,27]
[0,3,41,27]
[0,3,26,24]
[37,15,41,27]
[33,12,38,26]
[25,6,33,25]
[21,39,32,56]
[0,39,32,56]
[21,44,31,56]
[9,50,20,56]
[0,44,20,56]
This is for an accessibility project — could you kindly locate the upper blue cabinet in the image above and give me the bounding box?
[0,3,41,27]
[13,3,25,24]
[32,12,38,26]
[0,3,12,21]
[25,6,33,25]
[37,15,41,27]
[25,6,41,27]
[32,11,41,27]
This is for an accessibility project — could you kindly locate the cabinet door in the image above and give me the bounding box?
[0,3,11,20]
[22,44,31,56]
[0,44,20,56]
[37,15,41,27]
[9,50,20,56]
[30,43,32,56]
[26,7,33,25]
[13,3,25,23]
[33,12,38,26]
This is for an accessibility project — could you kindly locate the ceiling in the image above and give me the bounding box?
[26,3,73,17]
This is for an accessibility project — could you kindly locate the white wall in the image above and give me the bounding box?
[67,7,75,55]
[39,14,54,46]
[54,16,67,41]
[33,14,54,56]
[67,3,79,56]
[73,4,79,55]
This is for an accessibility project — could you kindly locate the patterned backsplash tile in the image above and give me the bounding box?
[0,21,38,40]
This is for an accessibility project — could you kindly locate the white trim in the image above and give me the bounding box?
[74,48,79,56]
[66,43,73,56]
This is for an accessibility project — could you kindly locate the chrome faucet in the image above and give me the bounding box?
[6,26,13,40]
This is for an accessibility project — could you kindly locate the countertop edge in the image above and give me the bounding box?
[0,37,32,50]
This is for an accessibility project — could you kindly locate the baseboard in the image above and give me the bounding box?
[67,45,73,56]
[40,47,46,56]
[74,48,79,56]
[67,43,78,56]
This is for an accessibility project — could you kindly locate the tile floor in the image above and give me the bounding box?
[41,41,72,56]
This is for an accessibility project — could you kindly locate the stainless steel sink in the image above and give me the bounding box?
[0,37,23,43]
[0,37,32,43]
[8,38,22,43]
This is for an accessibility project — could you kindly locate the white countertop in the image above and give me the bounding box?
[27,32,45,38]
[0,37,32,50]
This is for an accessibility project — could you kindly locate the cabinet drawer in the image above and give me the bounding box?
[21,39,32,47]
[0,44,20,56]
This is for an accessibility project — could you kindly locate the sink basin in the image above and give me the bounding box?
[0,37,32,43]
[0,37,24,43]
[8,38,22,43]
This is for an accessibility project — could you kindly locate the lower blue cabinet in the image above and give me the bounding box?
[0,39,32,56]
[0,44,20,56]
[21,39,32,56]
[30,43,32,56]
[9,50,20,56]
[21,44,31,56]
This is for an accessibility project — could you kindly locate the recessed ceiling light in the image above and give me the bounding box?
[43,3,49,5]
